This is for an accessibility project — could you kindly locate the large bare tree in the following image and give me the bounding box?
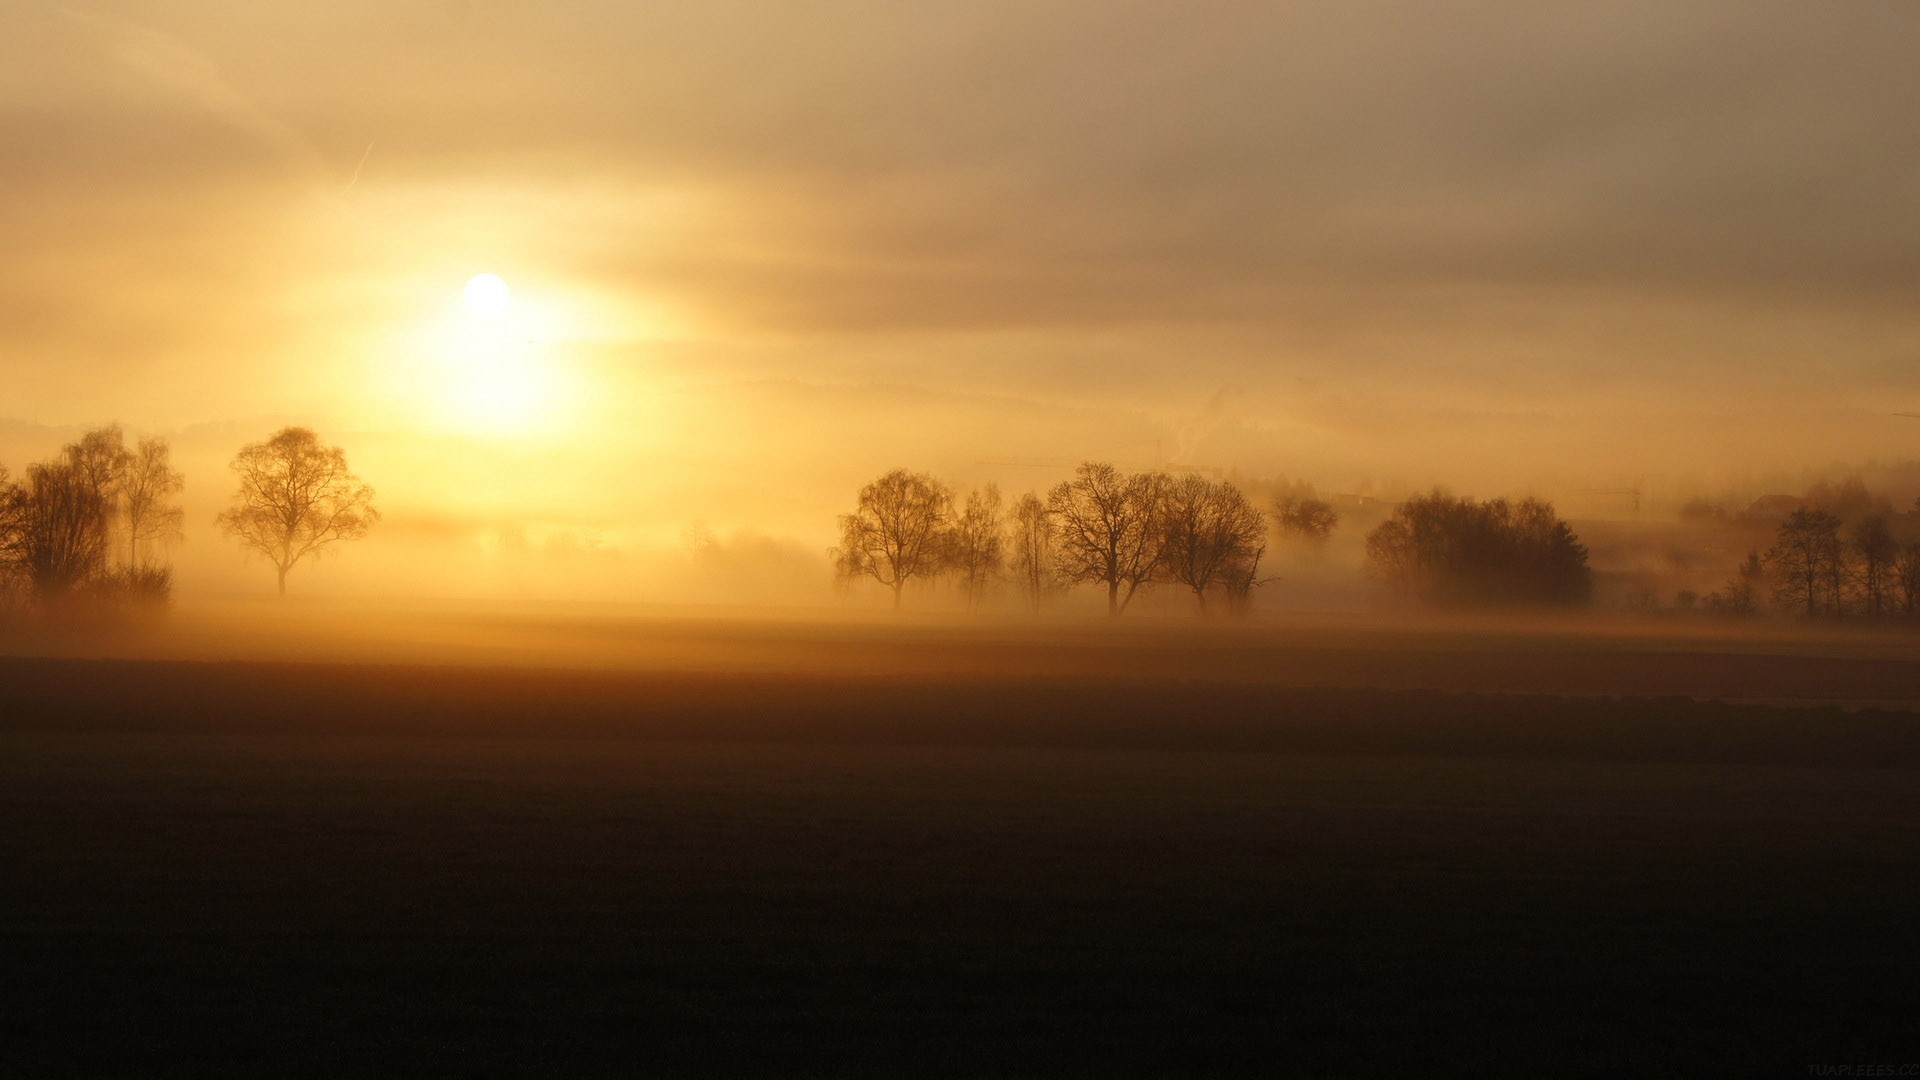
[63,425,131,563]
[1006,491,1063,614]
[121,437,185,568]
[1765,508,1845,617]
[947,483,1004,611]
[1848,514,1898,618]
[18,460,110,597]
[832,468,952,608]
[1160,474,1267,614]
[1048,462,1165,616]
[1895,542,1920,618]
[0,465,26,600]
[66,426,131,504]
[216,427,379,597]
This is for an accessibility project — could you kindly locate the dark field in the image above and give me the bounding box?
[4,615,1920,1076]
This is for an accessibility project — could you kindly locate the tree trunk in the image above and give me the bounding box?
[1106,580,1119,616]
[277,565,288,599]
[892,581,903,610]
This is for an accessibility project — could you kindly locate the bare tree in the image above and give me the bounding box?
[832,468,952,609]
[1006,491,1064,613]
[0,465,25,602]
[1363,517,1418,596]
[63,425,131,563]
[1703,551,1766,616]
[1765,508,1845,617]
[66,425,131,501]
[1220,553,1266,616]
[1848,514,1898,618]
[216,427,379,597]
[947,484,1004,611]
[1048,462,1165,616]
[0,436,178,610]
[1273,493,1339,545]
[1894,542,1920,618]
[18,460,110,597]
[122,437,185,568]
[1160,474,1266,614]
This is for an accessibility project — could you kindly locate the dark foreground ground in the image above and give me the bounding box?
[4,638,1920,1076]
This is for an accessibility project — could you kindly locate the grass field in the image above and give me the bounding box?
[3,612,1918,1076]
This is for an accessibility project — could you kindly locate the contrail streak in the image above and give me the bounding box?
[342,141,375,197]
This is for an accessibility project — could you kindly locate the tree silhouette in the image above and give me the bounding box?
[62,426,131,564]
[216,427,379,597]
[0,466,26,601]
[832,468,952,609]
[122,437,185,568]
[1803,477,1888,522]
[1765,508,1844,617]
[18,459,109,597]
[65,426,131,505]
[0,430,182,608]
[1704,551,1766,615]
[1006,491,1064,613]
[1048,462,1165,616]
[1365,491,1590,607]
[1894,542,1920,618]
[1160,474,1266,614]
[947,484,1004,611]
[1273,493,1339,545]
[1848,514,1898,618]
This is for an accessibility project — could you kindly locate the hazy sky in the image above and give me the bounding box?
[3,1,1918,596]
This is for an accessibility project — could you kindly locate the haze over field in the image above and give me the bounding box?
[5,2,1920,603]
[11,7,1920,1077]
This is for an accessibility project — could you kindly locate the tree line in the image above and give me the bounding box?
[834,465,1603,614]
[1700,503,1920,619]
[837,462,1338,614]
[0,425,378,613]
[16,427,1913,623]
[0,425,184,611]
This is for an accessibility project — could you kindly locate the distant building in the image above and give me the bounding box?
[1739,494,1803,527]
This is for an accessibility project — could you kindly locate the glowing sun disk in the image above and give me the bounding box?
[464,272,511,317]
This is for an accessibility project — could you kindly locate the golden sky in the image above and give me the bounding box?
[3,2,1918,598]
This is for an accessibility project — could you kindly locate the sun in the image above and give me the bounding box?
[418,272,567,433]
[463,272,511,317]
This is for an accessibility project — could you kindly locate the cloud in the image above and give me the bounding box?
[57,6,326,179]
[2,0,1918,504]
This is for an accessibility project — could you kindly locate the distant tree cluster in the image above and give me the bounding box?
[1673,479,1920,621]
[1697,553,1768,616]
[0,425,182,613]
[1363,491,1592,607]
[1751,505,1920,619]
[834,462,1282,615]
[1272,490,1340,546]
[0,423,380,618]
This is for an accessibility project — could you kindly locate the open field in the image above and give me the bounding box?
[11,602,1920,708]
[4,613,1919,1076]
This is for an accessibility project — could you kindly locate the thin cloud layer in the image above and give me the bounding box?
[1,1,1917,550]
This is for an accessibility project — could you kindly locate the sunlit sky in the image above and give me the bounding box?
[3,1,1918,598]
